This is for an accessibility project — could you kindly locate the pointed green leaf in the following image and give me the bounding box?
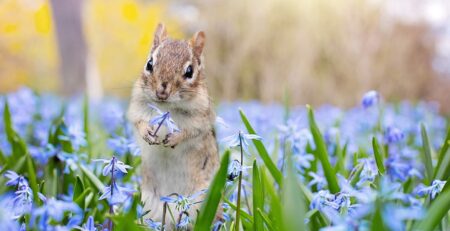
[434,128,450,180]
[239,109,283,186]
[307,105,340,193]
[372,137,386,174]
[420,124,434,184]
[281,153,306,231]
[253,161,264,231]
[195,151,230,231]
[80,164,105,192]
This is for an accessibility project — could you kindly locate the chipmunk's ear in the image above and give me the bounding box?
[190,31,205,58]
[152,23,167,50]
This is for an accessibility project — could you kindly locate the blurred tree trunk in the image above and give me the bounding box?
[50,0,87,95]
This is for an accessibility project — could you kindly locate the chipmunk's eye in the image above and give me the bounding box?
[146,58,153,73]
[184,65,193,79]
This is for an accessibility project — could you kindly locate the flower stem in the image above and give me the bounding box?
[162,202,168,231]
[109,156,116,231]
[151,112,169,137]
[235,132,244,231]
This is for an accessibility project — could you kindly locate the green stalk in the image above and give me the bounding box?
[235,132,244,231]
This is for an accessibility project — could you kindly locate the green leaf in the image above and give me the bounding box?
[420,124,434,184]
[74,188,92,209]
[3,100,27,161]
[83,94,92,159]
[223,198,254,224]
[79,164,105,192]
[370,199,388,231]
[257,208,275,231]
[195,151,230,231]
[434,128,450,180]
[372,137,386,174]
[415,189,450,231]
[26,155,39,203]
[73,176,85,200]
[0,148,6,165]
[252,161,264,231]
[239,109,283,186]
[307,105,340,193]
[281,152,306,231]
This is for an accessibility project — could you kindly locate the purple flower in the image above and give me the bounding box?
[58,124,87,150]
[148,104,180,134]
[227,159,252,181]
[308,172,327,190]
[107,136,140,156]
[384,126,405,144]
[146,219,163,231]
[160,190,205,212]
[82,216,97,231]
[361,90,380,108]
[4,170,28,187]
[99,182,136,205]
[177,213,192,229]
[415,180,446,199]
[94,156,132,176]
[32,198,82,230]
[222,130,262,153]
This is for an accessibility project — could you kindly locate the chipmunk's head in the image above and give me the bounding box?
[142,23,206,104]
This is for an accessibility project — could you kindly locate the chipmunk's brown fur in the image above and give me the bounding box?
[127,23,219,227]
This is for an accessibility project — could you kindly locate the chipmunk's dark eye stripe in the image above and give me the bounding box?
[146,58,153,73]
[184,65,193,79]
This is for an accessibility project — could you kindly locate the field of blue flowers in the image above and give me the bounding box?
[1,87,450,231]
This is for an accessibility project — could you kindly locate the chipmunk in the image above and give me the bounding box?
[127,23,219,226]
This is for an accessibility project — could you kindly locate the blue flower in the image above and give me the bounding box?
[94,156,132,176]
[160,190,205,212]
[361,90,380,108]
[222,130,262,153]
[29,143,59,165]
[148,104,180,134]
[227,159,252,181]
[4,170,28,187]
[82,216,97,231]
[56,152,82,174]
[383,204,424,231]
[0,198,22,230]
[107,136,140,156]
[177,213,192,229]
[58,124,87,150]
[308,172,327,190]
[99,182,136,205]
[384,126,404,144]
[415,180,446,199]
[12,186,34,217]
[146,219,163,231]
[32,198,82,230]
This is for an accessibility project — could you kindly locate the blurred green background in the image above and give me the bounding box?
[0,0,449,111]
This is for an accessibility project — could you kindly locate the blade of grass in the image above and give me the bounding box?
[307,105,340,193]
[253,161,264,231]
[372,137,386,174]
[434,127,450,180]
[195,151,230,231]
[421,124,434,184]
[282,150,306,231]
[257,208,275,231]
[223,198,254,223]
[239,109,283,186]
[80,164,105,192]
[415,189,450,230]
[26,155,39,204]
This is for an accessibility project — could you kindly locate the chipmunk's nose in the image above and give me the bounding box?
[156,82,169,100]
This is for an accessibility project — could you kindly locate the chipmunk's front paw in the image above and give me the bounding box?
[143,132,160,145]
[162,132,183,148]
